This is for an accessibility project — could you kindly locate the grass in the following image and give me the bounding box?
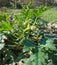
[41,7,57,23]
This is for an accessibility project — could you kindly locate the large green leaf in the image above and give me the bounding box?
[22,39,36,52]
[45,39,56,51]
[24,53,38,65]
[24,51,48,65]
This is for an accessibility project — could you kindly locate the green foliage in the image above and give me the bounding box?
[0,3,57,65]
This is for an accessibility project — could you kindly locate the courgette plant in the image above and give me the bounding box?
[0,3,57,65]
